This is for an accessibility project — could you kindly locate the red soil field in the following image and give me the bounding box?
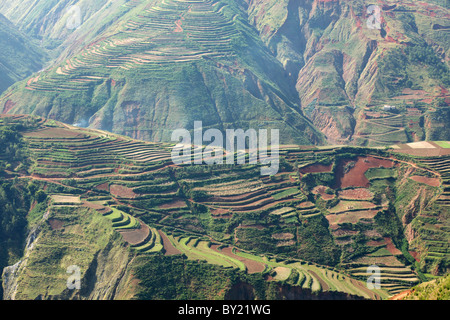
[232,198,295,212]
[209,189,266,202]
[409,251,420,262]
[389,290,412,300]
[331,229,358,237]
[2,100,16,114]
[334,156,394,189]
[384,237,402,255]
[237,224,266,230]
[158,199,187,209]
[95,182,110,192]
[312,185,335,200]
[48,219,64,230]
[366,239,385,247]
[159,230,181,256]
[297,201,314,208]
[409,175,440,187]
[326,209,379,225]
[209,207,232,218]
[349,278,380,300]
[393,88,429,101]
[308,270,329,291]
[82,201,112,215]
[22,127,86,139]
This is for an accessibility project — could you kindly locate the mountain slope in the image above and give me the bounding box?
[246,0,450,145]
[0,13,46,95]
[0,0,324,145]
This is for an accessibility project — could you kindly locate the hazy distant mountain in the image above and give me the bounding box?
[0,13,46,94]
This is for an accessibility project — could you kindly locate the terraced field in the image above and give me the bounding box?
[328,203,421,297]
[344,265,419,296]
[163,234,247,270]
[178,146,427,296]
[85,201,164,254]
[131,227,164,254]
[22,121,175,201]
[4,115,450,299]
[353,105,436,147]
[103,207,140,230]
[418,155,450,207]
[1,0,449,301]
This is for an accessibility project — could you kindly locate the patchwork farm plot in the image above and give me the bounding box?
[333,155,396,189]
[5,115,450,299]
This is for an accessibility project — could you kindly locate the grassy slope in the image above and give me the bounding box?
[0,0,324,146]
[8,206,117,300]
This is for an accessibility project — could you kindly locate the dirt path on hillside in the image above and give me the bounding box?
[389,289,411,300]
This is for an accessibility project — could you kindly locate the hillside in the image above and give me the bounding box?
[0,13,46,95]
[0,0,324,145]
[0,0,448,147]
[0,0,123,54]
[0,114,449,299]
